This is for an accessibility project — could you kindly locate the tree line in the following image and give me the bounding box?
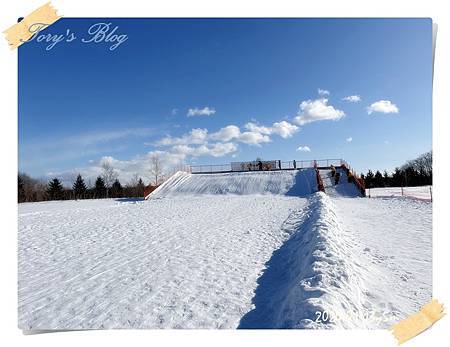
[18,153,168,203]
[18,163,146,203]
[361,151,432,189]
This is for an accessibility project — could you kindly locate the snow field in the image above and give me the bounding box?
[19,195,308,329]
[332,196,432,327]
[18,169,432,330]
[367,186,432,201]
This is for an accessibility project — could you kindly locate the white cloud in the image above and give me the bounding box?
[149,118,297,168]
[342,95,361,103]
[296,146,311,152]
[46,152,170,187]
[156,124,272,148]
[50,141,238,187]
[209,125,241,142]
[187,106,216,117]
[207,143,237,157]
[238,131,271,146]
[270,121,299,138]
[346,137,353,143]
[171,142,237,158]
[244,122,272,135]
[367,100,399,115]
[318,88,330,96]
[294,98,345,125]
[210,124,271,146]
[155,128,208,146]
[245,120,299,139]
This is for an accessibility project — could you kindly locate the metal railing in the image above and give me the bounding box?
[189,159,345,174]
[189,164,232,173]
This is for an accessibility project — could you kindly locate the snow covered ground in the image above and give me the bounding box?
[18,169,432,330]
[367,185,432,201]
[19,194,308,329]
[313,170,432,328]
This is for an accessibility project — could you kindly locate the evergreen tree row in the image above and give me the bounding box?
[361,151,432,189]
[19,173,146,203]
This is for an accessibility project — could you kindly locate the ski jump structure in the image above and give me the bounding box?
[144,158,366,199]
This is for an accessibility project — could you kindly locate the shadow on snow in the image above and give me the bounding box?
[238,194,325,329]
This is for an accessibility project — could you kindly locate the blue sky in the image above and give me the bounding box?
[18,18,432,184]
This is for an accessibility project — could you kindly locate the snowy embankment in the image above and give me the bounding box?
[239,192,370,328]
[18,169,432,330]
[150,169,317,198]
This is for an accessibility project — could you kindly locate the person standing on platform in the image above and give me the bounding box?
[334,171,341,185]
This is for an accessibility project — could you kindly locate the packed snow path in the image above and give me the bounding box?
[18,169,431,330]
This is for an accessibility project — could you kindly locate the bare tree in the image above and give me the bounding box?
[126,173,141,197]
[402,151,432,175]
[149,153,164,185]
[18,172,47,202]
[101,162,118,198]
[128,173,140,187]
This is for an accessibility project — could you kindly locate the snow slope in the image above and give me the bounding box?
[319,168,362,198]
[150,169,318,198]
[18,169,432,330]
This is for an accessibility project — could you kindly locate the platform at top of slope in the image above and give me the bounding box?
[149,169,318,198]
[319,168,362,198]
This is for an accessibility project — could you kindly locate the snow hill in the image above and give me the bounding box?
[18,168,431,330]
[150,169,318,198]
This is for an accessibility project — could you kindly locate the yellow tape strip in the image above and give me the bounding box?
[390,299,445,344]
[3,2,61,50]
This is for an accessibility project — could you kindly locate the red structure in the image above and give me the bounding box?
[340,163,366,196]
[144,185,159,198]
[314,160,325,192]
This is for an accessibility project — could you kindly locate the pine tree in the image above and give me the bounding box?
[392,168,403,187]
[383,170,391,187]
[374,170,384,187]
[110,179,123,198]
[94,176,107,199]
[365,170,375,188]
[404,167,417,186]
[18,175,26,203]
[46,178,64,200]
[73,174,87,199]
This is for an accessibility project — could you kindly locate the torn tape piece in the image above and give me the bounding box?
[390,299,445,344]
[3,2,61,50]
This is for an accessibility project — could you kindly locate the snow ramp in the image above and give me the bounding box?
[149,169,318,198]
[319,168,362,197]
